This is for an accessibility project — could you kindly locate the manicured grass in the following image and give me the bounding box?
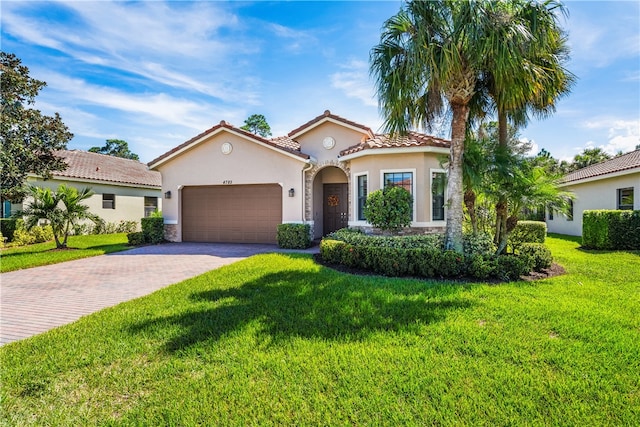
[0,233,130,272]
[1,235,638,425]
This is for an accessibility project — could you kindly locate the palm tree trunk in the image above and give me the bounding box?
[464,189,477,234]
[444,103,469,253]
[495,108,509,254]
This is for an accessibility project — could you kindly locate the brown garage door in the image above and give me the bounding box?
[182,184,282,243]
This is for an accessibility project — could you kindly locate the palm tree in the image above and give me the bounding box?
[479,0,574,253]
[21,184,102,248]
[371,0,488,253]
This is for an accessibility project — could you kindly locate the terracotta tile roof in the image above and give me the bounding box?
[340,131,451,156]
[148,121,309,167]
[563,149,640,183]
[287,110,374,138]
[53,150,161,188]
[270,135,301,151]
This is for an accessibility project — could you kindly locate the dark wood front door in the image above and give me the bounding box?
[323,183,348,235]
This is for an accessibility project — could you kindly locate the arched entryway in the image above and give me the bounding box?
[306,163,350,239]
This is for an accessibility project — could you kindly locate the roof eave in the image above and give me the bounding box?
[149,126,309,169]
[559,166,640,187]
[339,145,450,161]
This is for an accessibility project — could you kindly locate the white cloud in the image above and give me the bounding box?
[330,59,377,107]
[581,117,640,154]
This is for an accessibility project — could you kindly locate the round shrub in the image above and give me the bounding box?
[320,239,346,264]
[463,232,496,257]
[494,255,533,281]
[518,243,552,272]
[363,186,413,231]
[467,254,497,280]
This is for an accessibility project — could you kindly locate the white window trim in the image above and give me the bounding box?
[353,172,369,222]
[430,168,447,222]
[380,168,417,222]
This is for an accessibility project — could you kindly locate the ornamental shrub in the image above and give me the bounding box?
[0,218,18,242]
[363,186,413,231]
[494,254,533,281]
[327,229,442,250]
[466,254,497,280]
[319,239,346,264]
[463,232,495,257]
[582,210,640,250]
[277,224,311,249]
[12,221,54,246]
[141,217,164,244]
[127,231,146,246]
[508,221,547,252]
[519,243,553,271]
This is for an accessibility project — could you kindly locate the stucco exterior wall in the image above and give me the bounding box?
[24,177,161,228]
[295,122,366,162]
[546,172,640,236]
[347,153,446,226]
[156,130,306,241]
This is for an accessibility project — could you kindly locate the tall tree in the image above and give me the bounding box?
[1,52,72,202]
[240,114,272,138]
[371,0,571,252]
[570,147,611,170]
[89,139,140,161]
[471,0,573,254]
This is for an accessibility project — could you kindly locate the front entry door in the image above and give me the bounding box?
[323,183,348,235]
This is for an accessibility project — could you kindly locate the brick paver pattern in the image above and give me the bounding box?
[0,243,314,345]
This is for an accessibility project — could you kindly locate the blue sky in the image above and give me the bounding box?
[2,1,639,163]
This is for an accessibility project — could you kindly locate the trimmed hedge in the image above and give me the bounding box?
[127,231,146,246]
[508,221,547,252]
[518,243,553,272]
[141,217,164,244]
[0,218,18,242]
[582,210,640,250]
[277,224,311,249]
[326,228,443,249]
[319,238,534,281]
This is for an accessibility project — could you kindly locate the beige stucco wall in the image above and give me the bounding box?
[295,121,366,163]
[156,130,307,241]
[23,177,161,229]
[347,152,446,226]
[546,172,640,236]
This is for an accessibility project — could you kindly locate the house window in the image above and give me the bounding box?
[617,187,634,210]
[383,171,413,194]
[567,199,574,221]
[144,196,158,217]
[102,194,115,209]
[432,171,446,221]
[548,207,554,221]
[356,174,368,221]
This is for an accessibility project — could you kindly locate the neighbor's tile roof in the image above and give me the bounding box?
[53,150,161,188]
[563,149,640,183]
[340,131,451,156]
[148,121,310,167]
[287,110,373,138]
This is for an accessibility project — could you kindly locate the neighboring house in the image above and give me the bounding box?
[5,150,162,226]
[149,110,451,244]
[546,149,640,236]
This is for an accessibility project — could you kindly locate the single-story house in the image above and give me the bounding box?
[546,149,640,236]
[149,110,451,244]
[4,150,162,226]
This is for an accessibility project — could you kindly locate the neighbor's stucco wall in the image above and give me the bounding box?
[24,176,161,227]
[347,153,445,226]
[546,172,640,236]
[156,130,306,241]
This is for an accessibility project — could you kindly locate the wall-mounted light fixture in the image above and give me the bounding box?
[288,188,295,197]
[164,191,172,199]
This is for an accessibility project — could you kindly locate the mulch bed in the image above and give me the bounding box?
[312,253,566,283]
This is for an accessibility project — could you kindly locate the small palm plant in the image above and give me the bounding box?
[21,184,102,248]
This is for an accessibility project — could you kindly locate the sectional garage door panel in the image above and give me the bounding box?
[182,184,282,243]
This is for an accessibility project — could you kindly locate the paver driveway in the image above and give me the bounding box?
[0,243,317,345]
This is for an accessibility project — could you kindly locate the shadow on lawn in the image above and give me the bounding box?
[128,267,472,353]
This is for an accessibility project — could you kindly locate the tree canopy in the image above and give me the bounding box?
[89,139,140,161]
[1,52,73,201]
[241,114,272,138]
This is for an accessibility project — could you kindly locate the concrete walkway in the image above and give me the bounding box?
[0,243,318,345]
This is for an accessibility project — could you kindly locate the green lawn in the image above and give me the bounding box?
[1,235,638,425]
[0,233,130,272]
